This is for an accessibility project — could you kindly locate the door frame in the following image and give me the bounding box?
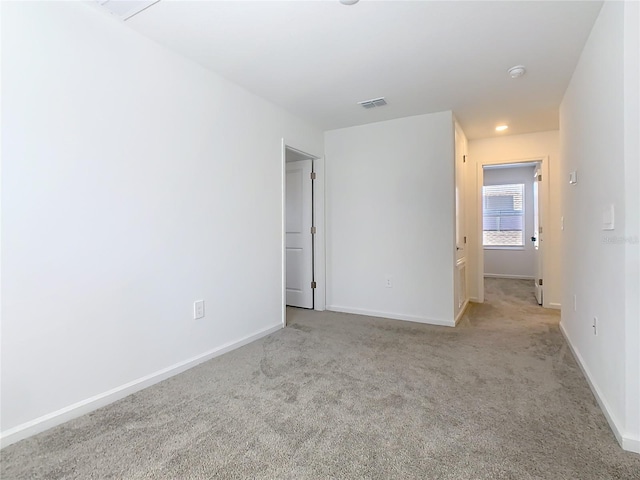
[475,155,549,307]
[533,164,543,305]
[281,140,326,327]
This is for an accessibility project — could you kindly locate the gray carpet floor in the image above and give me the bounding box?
[2,278,639,479]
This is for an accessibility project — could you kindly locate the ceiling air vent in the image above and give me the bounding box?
[358,97,387,109]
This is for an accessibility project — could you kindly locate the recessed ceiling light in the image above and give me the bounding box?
[508,65,526,79]
[496,125,509,132]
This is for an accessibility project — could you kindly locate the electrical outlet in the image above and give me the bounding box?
[593,316,598,336]
[194,300,205,319]
[385,275,393,288]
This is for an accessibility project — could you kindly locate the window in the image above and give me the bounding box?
[483,183,524,247]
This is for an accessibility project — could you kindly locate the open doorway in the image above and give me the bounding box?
[282,143,325,326]
[476,157,548,307]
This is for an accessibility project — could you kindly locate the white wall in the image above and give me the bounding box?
[622,0,639,455]
[559,1,639,453]
[467,131,561,307]
[483,166,536,279]
[0,2,323,445]
[324,112,456,326]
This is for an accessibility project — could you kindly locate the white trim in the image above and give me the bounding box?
[484,274,535,280]
[281,139,287,327]
[559,322,639,453]
[312,156,326,312]
[623,435,640,454]
[326,305,455,327]
[454,299,470,325]
[548,302,561,310]
[469,296,481,303]
[0,323,282,449]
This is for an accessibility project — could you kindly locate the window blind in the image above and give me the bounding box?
[482,183,525,246]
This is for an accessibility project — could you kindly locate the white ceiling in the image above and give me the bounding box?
[123,0,603,140]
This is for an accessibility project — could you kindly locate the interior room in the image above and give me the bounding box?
[1,0,638,477]
[483,165,537,279]
[482,163,541,299]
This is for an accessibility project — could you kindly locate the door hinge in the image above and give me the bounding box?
[463,155,466,163]
[539,226,543,234]
[310,172,316,180]
[538,279,543,286]
[311,281,317,289]
[464,236,467,244]
[311,226,316,234]
[538,174,542,181]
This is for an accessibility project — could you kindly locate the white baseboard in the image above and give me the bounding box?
[484,274,535,280]
[548,302,562,310]
[469,296,481,303]
[0,323,283,449]
[454,299,470,325]
[559,322,639,454]
[326,305,455,327]
[623,435,640,454]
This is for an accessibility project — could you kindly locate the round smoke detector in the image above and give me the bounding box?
[340,0,359,4]
[508,65,527,78]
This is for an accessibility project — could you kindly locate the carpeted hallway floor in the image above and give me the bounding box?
[2,278,639,479]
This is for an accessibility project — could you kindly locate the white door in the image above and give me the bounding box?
[454,127,466,263]
[286,159,314,308]
[454,125,468,313]
[532,165,543,305]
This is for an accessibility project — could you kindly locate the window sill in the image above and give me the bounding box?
[483,246,525,251]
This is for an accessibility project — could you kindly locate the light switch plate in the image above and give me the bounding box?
[569,171,578,185]
[602,204,615,231]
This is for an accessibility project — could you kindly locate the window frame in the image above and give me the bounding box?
[482,183,526,249]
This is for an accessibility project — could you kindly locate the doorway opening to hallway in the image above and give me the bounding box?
[282,143,325,326]
[479,160,545,307]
